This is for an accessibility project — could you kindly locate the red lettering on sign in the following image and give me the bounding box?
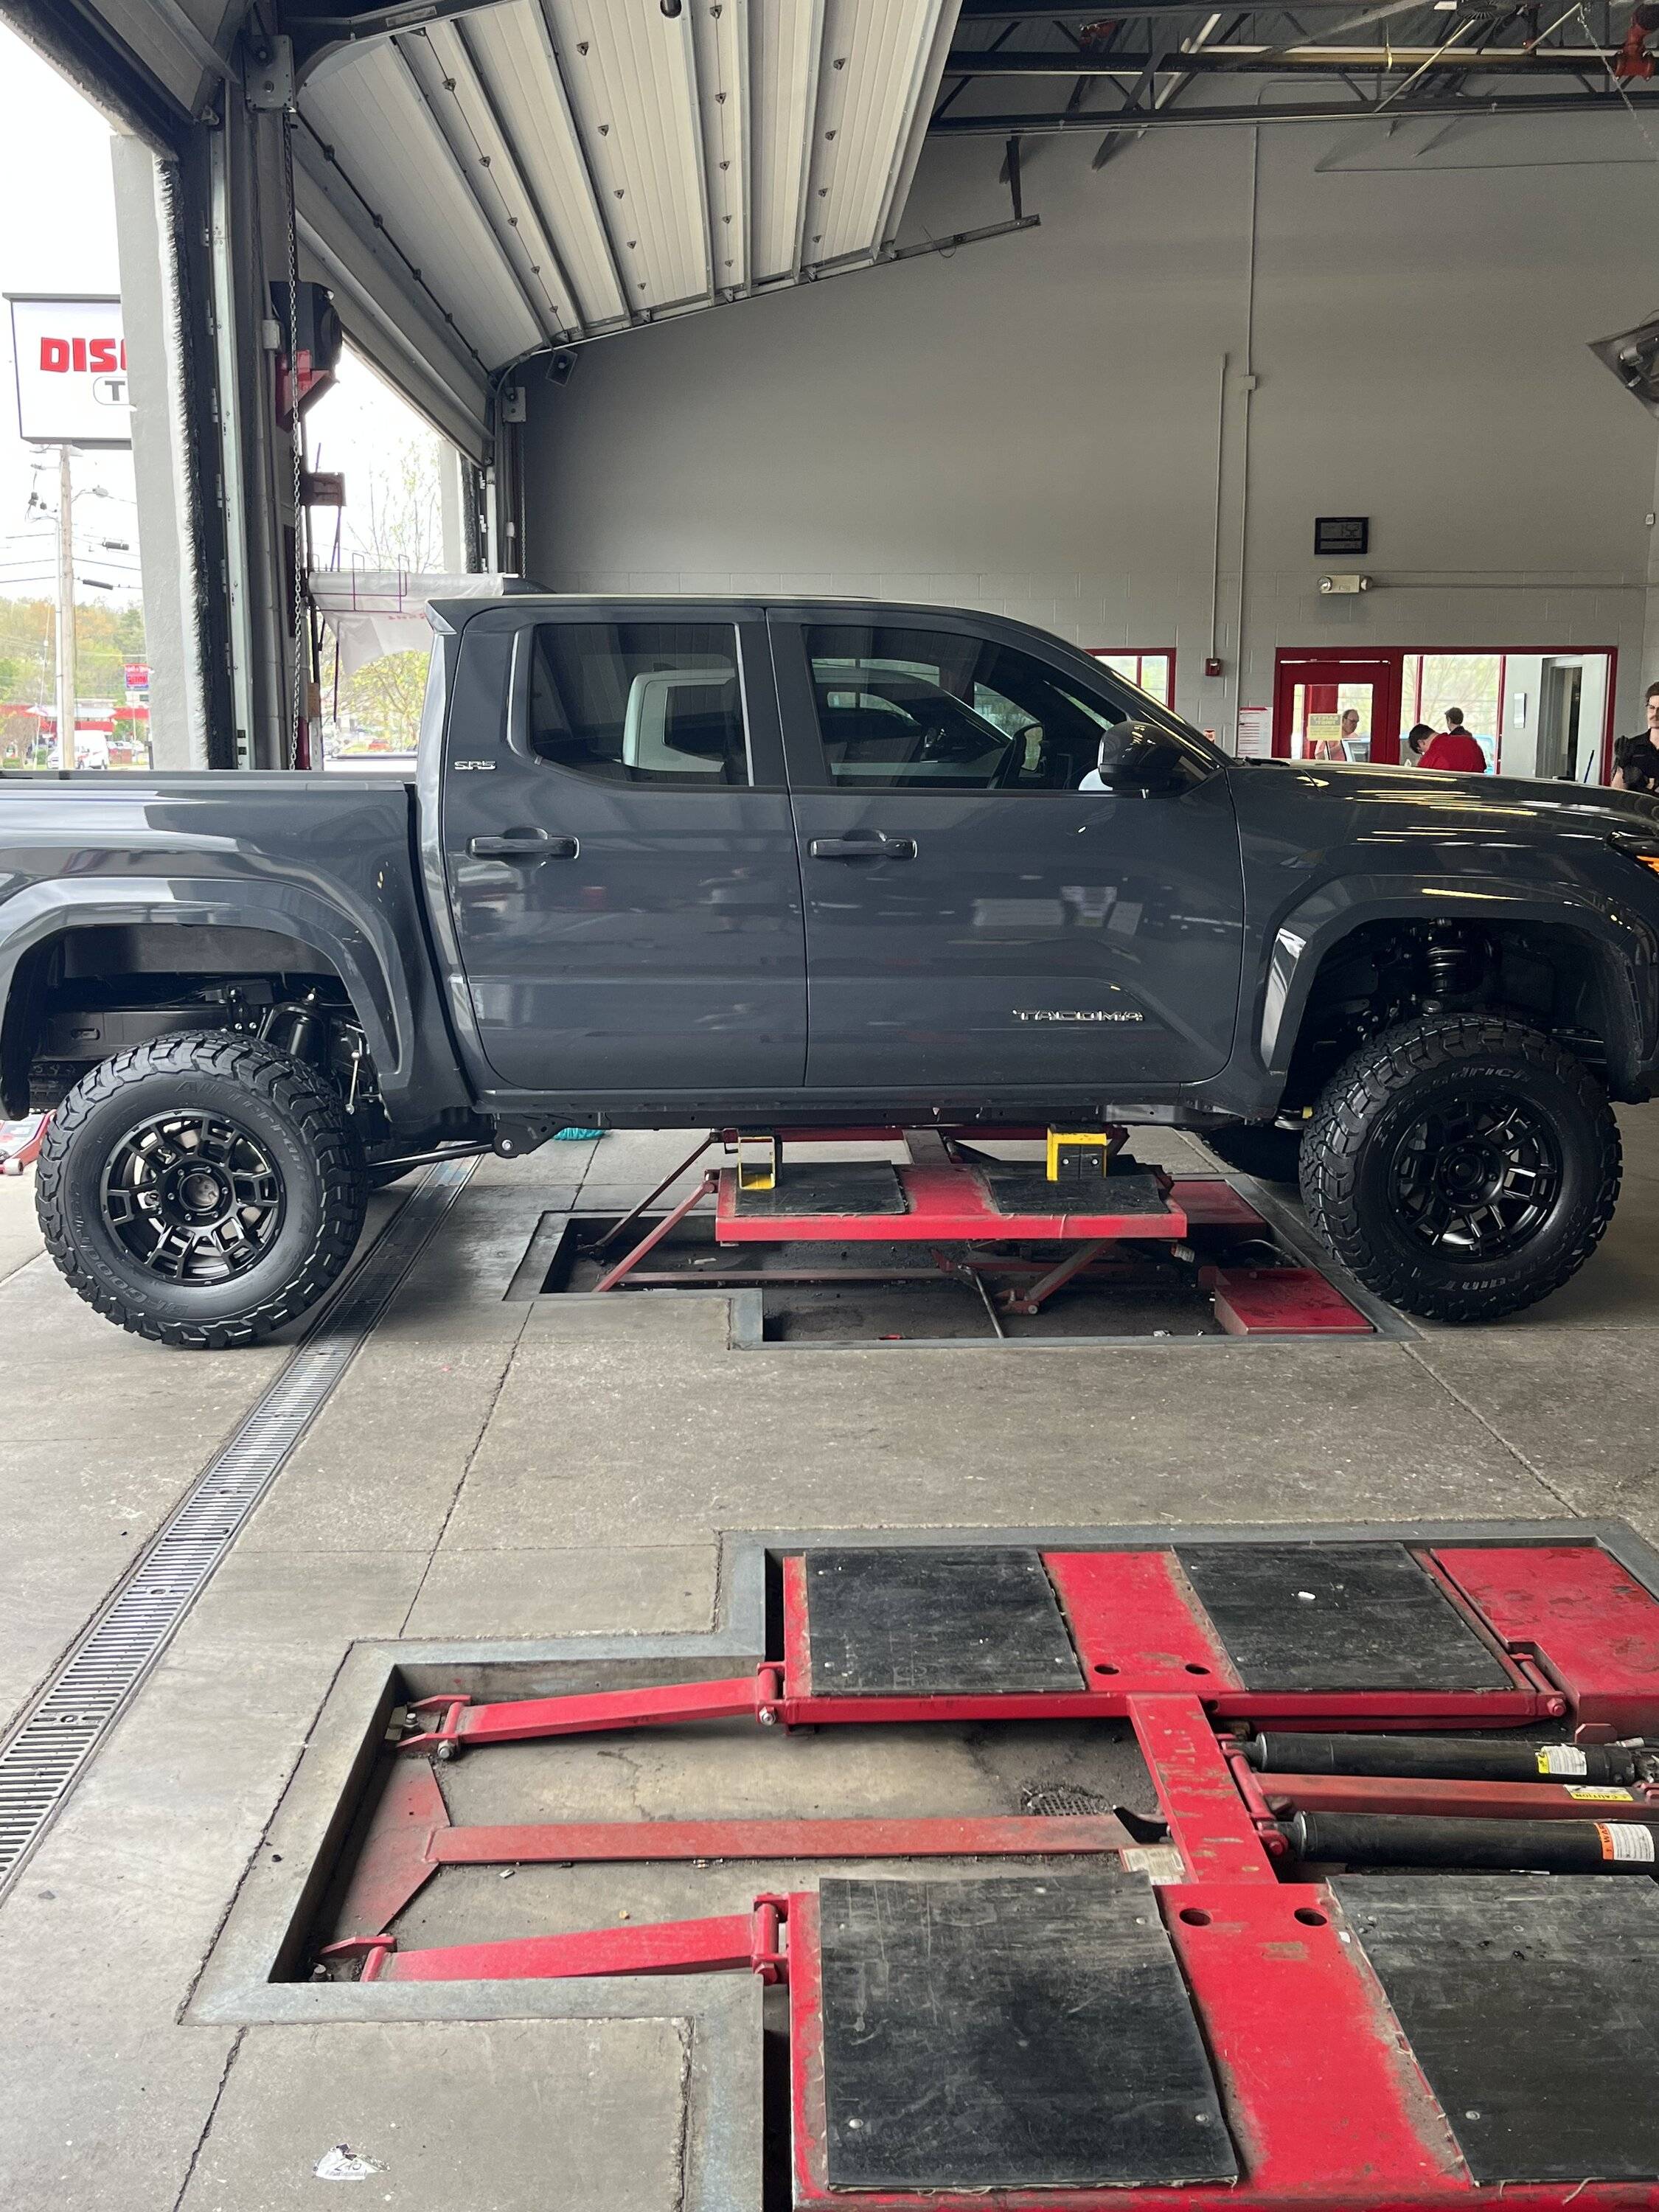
[88,338,116,372]
[39,338,69,373]
[71,338,87,372]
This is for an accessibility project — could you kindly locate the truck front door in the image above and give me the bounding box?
[772,614,1245,1096]
[440,608,805,1097]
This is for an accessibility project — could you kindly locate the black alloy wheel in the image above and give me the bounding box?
[99,1109,286,1283]
[1386,1091,1562,1263]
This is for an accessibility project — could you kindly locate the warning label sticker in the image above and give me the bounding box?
[1596,1823,1657,1863]
[1537,1746,1590,1776]
[1568,1786,1634,1802]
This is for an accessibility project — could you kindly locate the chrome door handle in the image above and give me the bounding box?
[807,833,917,860]
[468,831,578,859]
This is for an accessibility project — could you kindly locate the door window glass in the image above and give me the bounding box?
[805,625,1130,790]
[1288,680,1377,762]
[524,622,750,784]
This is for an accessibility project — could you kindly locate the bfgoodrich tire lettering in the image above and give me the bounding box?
[1300,1014,1621,1324]
[35,1030,367,1349]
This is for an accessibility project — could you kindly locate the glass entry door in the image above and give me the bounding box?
[1273,652,1402,765]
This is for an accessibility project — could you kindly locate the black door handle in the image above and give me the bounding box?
[468,831,578,859]
[807,833,917,860]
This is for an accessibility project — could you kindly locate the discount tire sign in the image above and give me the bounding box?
[7,294,131,446]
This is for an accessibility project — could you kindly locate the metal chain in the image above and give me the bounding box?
[282,110,306,771]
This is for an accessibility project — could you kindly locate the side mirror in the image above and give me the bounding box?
[1091,720,1188,793]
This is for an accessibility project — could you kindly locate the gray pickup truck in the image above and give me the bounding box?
[3,597,1658,1345]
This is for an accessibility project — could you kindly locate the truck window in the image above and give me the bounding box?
[524,622,751,785]
[804,626,1127,791]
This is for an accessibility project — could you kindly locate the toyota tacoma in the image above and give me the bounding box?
[1,597,1655,1343]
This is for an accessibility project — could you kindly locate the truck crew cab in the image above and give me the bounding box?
[2,597,1656,1345]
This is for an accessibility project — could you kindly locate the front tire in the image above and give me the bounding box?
[35,1031,366,1348]
[1300,1014,1620,1324]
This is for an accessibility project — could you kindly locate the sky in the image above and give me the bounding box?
[0,25,139,609]
[0,21,443,625]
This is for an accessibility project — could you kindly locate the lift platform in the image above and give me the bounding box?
[318,1535,1659,2210]
[577,1126,1374,1334]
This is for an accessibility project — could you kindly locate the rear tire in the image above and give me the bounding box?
[35,1030,366,1349]
[1300,1013,1620,1324]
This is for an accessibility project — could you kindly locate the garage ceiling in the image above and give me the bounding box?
[35,0,1649,460]
[292,0,959,436]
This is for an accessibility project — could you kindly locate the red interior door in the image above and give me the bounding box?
[1273,651,1403,765]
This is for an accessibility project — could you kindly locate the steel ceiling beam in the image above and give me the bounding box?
[929,88,1650,125]
[943,44,1624,69]
[956,0,1423,14]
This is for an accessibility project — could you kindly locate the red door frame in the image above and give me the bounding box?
[1271,650,1403,765]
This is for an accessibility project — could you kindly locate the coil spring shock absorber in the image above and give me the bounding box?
[1422,927,1475,1015]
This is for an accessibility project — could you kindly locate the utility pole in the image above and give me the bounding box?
[54,444,77,771]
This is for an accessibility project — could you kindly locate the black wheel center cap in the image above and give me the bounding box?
[1438,1144,1498,1200]
[173,1164,232,1219]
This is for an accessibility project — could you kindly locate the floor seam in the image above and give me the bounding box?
[395,1309,532,1634]
[1402,1342,1578,1512]
[168,2025,245,2212]
[175,1636,363,2024]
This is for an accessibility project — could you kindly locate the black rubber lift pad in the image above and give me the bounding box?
[1175,1542,1513,1692]
[731,1164,905,1217]
[818,1874,1238,2191]
[1336,1875,1659,2183]
[981,1166,1171,1217]
[803,1548,1084,1695]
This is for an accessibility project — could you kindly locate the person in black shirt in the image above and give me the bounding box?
[1613,682,1659,791]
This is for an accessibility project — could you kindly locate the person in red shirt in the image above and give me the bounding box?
[1418,707,1488,773]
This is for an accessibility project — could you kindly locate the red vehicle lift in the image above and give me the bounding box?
[580,1125,1372,1333]
[323,1538,1659,2208]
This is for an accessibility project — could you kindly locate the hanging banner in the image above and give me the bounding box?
[6,294,131,446]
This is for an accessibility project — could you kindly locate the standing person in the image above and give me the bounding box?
[1403,723,1434,767]
[1419,709,1488,773]
[1612,682,1659,792]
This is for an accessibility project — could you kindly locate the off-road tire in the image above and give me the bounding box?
[1300,1013,1620,1324]
[35,1031,366,1349]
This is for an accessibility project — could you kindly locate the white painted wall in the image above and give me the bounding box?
[521,99,1659,761]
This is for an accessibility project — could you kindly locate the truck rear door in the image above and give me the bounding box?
[439,606,805,1097]
[771,611,1245,1096]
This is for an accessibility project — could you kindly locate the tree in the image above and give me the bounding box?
[343,434,445,574]
[335,649,427,753]
[316,383,450,755]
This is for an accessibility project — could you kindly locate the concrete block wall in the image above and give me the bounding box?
[520,100,1659,757]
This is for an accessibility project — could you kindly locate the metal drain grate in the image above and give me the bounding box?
[0,1158,474,1896]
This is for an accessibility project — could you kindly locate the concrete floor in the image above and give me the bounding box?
[1,1113,1657,2209]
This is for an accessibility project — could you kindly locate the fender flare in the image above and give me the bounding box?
[0,878,407,1110]
[1256,874,1657,1088]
